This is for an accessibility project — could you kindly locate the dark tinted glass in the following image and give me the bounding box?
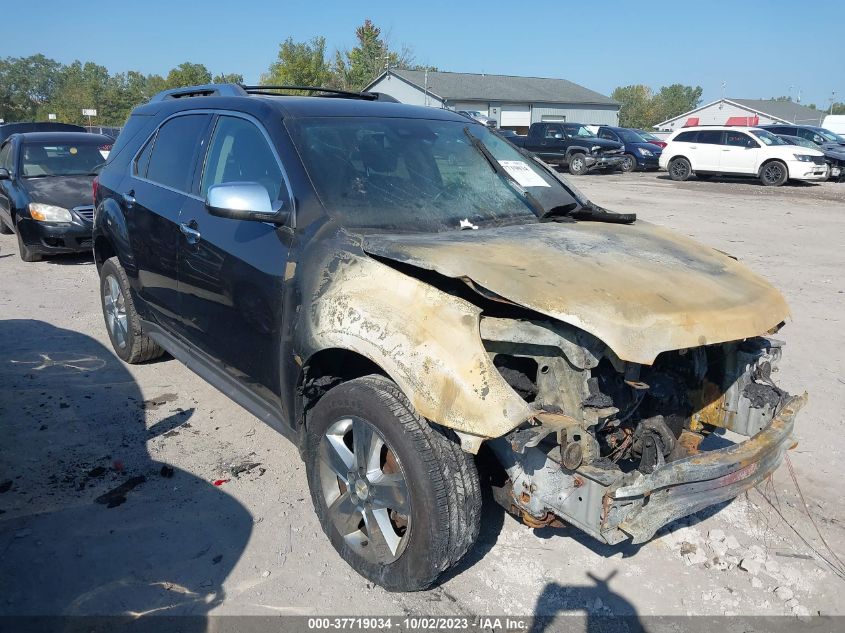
[698,131,723,144]
[105,114,152,163]
[674,131,697,142]
[134,134,155,177]
[201,116,282,200]
[146,115,209,192]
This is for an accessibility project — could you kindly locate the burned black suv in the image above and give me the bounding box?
[93,83,804,591]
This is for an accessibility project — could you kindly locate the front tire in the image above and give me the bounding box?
[759,160,788,187]
[305,375,481,592]
[0,219,12,235]
[16,228,42,262]
[568,153,588,176]
[99,256,165,363]
[668,157,692,181]
[621,153,637,173]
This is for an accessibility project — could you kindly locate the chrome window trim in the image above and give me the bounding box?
[128,109,295,218]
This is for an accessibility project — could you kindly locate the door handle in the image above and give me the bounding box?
[122,191,135,207]
[179,222,201,244]
[689,145,698,149]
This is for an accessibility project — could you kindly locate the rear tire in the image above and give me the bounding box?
[759,160,788,187]
[568,153,588,176]
[16,228,42,262]
[99,256,165,364]
[305,375,481,591]
[621,153,637,173]
[668,157,692,181]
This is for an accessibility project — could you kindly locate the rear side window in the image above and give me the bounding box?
[107,114,154,164]
[134,135,155,177]
[598,129,618,141]
[698,131,723,144]
[146,114,210,192]
[674,131,697,142]
[200,116,283,200]
[544,125,564,138]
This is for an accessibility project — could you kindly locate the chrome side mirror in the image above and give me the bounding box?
[205,182,289,225]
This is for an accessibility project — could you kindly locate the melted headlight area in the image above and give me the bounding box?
[481,317,794,541]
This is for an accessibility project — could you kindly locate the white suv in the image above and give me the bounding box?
[659,126,828,186]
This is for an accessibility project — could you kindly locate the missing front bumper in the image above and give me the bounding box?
[605,393,805,543]
[490,393,805,545]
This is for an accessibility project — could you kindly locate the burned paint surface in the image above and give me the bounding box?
[362,221,790,365]
[301,248,534,437]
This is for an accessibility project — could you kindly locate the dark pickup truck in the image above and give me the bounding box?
[508,122,626,175]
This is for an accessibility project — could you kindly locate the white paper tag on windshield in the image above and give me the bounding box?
[497,160,550,187]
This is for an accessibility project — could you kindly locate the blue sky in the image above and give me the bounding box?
[3,0,842,108]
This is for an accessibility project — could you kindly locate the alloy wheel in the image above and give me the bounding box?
[763,162,784,185]
[671,161,688,178]
[103,274,128,349]
[318,416,412,564]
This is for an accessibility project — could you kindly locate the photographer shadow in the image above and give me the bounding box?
[0,319,252,629]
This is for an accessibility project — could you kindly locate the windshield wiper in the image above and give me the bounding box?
[463,127,547,219]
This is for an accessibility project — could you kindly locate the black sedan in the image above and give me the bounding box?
[0,132,111,261]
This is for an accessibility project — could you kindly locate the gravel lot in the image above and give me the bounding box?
[1,172,843,623]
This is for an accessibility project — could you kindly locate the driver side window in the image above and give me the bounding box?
[201,116,283,201]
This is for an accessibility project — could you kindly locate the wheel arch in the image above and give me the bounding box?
[297,347,386,427]
[758,157,789,178]
[669,154,693,169]
[93,197,133,274]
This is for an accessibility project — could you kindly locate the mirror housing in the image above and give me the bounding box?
[205,182,289,225]
[0,167,10,180]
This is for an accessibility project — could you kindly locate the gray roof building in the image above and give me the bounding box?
[365,70,620,130]
[656,98,826,131]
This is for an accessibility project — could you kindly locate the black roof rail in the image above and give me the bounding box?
[241,85,385,101]
[149,83,248,102]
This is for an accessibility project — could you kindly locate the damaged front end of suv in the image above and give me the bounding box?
[482,316,804,544]
[351,219,805,546]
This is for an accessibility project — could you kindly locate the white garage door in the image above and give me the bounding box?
[500,104,531,127]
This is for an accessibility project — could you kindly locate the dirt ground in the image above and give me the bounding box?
[1,172,844,623]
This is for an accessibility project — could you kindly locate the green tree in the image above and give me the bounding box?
[263,37,332,89]
[0,54,64,121]
[611,84,655,129]
[213,72,244,84]
[333,19,416,91]
[164,62,212,89]
[41,61,113,125]
[652,84,703,124]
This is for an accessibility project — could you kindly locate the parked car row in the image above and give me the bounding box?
[493,118,844,187]
[659,124,845,186]
[505,122,664,175]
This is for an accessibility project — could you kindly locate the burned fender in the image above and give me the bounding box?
[300,249,534,438]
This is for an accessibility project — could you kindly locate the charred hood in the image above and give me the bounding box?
[362,221,790,365]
